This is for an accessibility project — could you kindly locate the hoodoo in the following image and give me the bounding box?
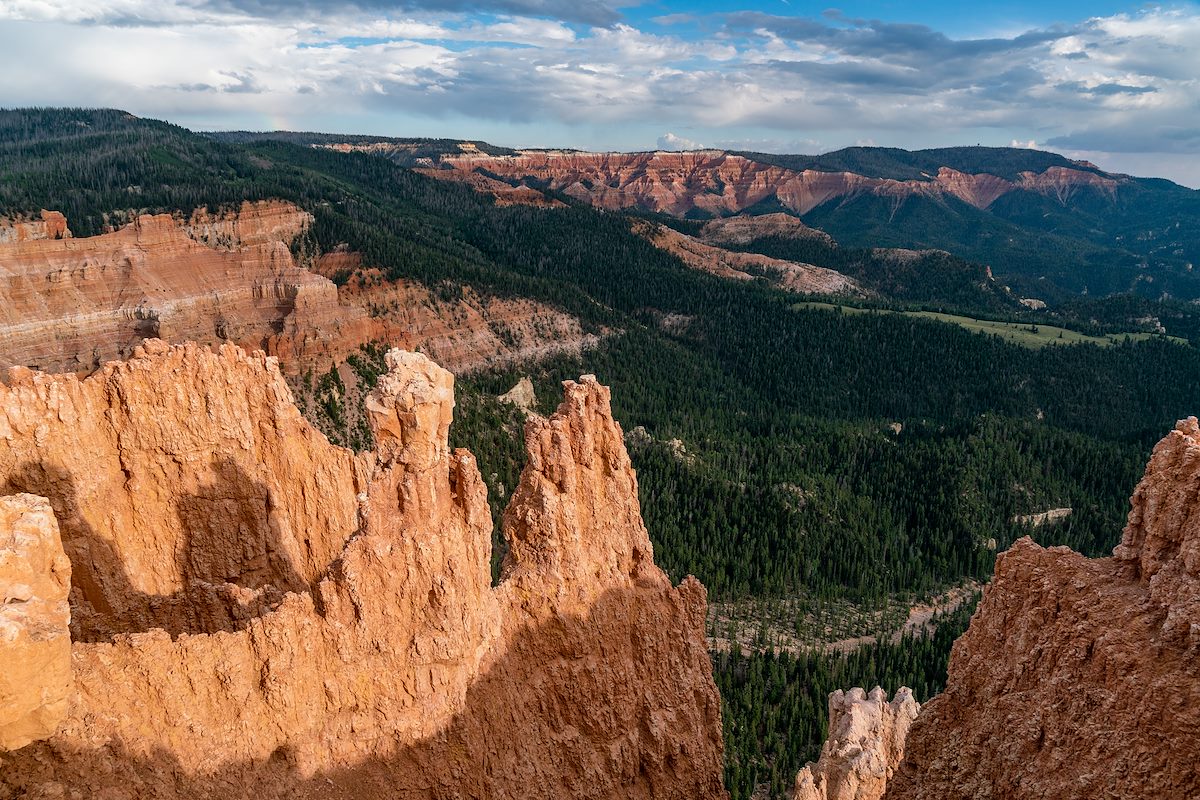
[0,342,726,799]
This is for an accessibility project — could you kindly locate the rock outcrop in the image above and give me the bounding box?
[0,495,72,751]
[697,213,834,248]
[883,418,1200,799]
[794,688,918,800]
[632,220,862,296]
[289,259,603,374]
[0,342,725,799]
[422,150,1122,217]
[0,211,71,244]
[498,376,537,412]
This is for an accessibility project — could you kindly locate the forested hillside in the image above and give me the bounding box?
[3,108,1198,799]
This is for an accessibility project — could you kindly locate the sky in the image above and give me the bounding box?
[1,1,1198,186]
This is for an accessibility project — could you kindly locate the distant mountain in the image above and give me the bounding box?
[405,145,1200,301]
[206,130,518,165]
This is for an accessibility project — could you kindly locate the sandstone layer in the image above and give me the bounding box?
[632,220,862,296]
[0,341,725,799]
[794,687,918,800]
[424,151,1122,217]
[0,495,72,751]
[0,204,599,379]
[884,418,1200,799]
[697,213,834,248]
[0,201,334,374]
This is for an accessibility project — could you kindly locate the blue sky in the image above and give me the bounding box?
[1,0,1197,185]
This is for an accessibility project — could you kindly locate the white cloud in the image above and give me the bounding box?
[657,132,704,151]
[0,2,1195,180]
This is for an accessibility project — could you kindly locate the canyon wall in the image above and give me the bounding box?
[0,201,335,375]
[0,341,725,799]
[421,151,1122,217]
[879,418,1200,799]
[0,204,599,378]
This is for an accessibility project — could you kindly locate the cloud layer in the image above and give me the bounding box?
[0,1,1196,184]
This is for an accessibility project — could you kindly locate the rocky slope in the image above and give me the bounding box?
[296,254,601,373]
[697,213,835,248]
[0,341,725,798]
[631,220,862,296]
[423,150,1123,218]
[877,419,1200,799]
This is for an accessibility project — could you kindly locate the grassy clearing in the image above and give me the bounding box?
[795,302,1189,349]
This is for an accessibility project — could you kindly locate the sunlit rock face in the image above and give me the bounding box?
[0,342,727,800]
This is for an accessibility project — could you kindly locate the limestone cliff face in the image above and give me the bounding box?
[883,418,1200,800]
[425,151,1122,217]
[0,342,725,799]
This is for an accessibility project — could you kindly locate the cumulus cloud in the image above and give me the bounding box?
[0,1,1196,181]
[657,132,704,151]
[714,136,824,153]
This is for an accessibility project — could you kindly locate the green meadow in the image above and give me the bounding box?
[795,302,1189,349]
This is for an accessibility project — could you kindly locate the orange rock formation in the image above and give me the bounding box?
[0,201,332,374]
[0,342,725,799]
[0,211,71,244]
[794,688,918,800]
[880,418,1200,799]
[424,151,1121,217]
[0,204,599,378]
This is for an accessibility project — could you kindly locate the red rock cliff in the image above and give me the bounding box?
[0,201,335,374]
[883,418,1200,799]
[0,203,600,378]
[423,151,1122,217]
[0,342,725,799]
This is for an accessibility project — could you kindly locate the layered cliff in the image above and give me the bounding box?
[0,342,725,798]
[0,204,599,378]
[0,201,337,374]
[423,151,1123,217]
[0,211,71,244]
[879,418,1200,799]
[288,256,602,373]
